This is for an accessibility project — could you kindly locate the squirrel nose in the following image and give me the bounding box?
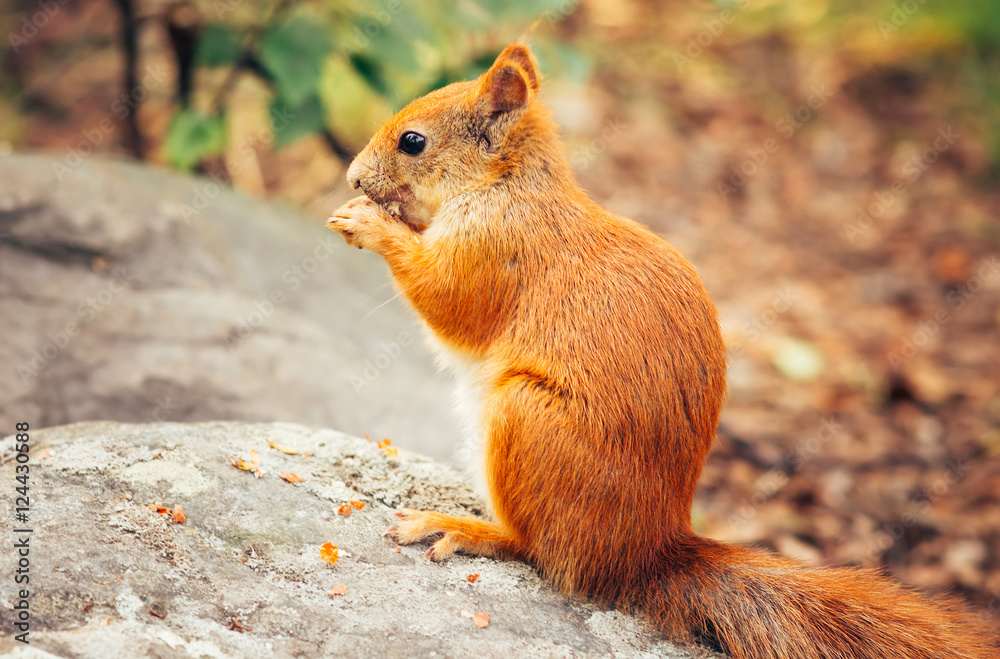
[346,157,365,190]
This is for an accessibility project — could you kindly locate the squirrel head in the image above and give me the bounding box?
[345,42,544,228]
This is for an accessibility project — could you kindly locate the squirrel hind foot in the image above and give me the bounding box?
[386,509,526,562]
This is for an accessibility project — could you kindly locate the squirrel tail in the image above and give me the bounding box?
[644,535,997,659]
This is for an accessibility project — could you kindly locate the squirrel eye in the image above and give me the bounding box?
[397,131,426,156]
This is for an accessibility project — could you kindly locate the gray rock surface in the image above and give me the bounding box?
[0,421,708,658]
[0,153,459,461]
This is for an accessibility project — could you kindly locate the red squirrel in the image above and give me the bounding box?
[328,43,996,659]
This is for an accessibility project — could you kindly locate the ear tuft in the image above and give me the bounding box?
[493,43,540,92]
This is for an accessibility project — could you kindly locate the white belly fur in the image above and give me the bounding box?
[421,328,492,511]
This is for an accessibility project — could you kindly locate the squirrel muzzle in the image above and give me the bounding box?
[346,150,430,231]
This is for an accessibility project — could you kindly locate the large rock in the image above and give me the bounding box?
[0,421,708,658]
[0,154,459,461]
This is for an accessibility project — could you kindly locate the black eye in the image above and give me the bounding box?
[398,131,426,156]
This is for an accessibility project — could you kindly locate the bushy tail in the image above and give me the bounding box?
[645,536,997,659]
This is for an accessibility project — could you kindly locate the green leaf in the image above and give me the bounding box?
[480,0,565,19]
[260,17,332,107]
[196,24,242,67]
[348,53,391,97]
[270,94,326,149]
[165,110,226,170]
[365,22,421,76]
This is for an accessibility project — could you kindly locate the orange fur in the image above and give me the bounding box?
[328,43,997,658]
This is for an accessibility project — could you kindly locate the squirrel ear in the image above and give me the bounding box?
[476,46,538,151]
[481,63,530,115]
[492,43,540,92]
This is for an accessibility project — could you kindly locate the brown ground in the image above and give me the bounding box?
[3,0,998,625]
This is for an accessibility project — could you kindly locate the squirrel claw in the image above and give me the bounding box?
[327,195,408,253]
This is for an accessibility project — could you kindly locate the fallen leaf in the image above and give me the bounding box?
[337,503,352,516]
[230,455,251,470]
[328,584,348,597]
[172,505,185,524]
[148,504,170,515]
[932,246,970,284]
[280,472,304,484]
[320,542,339,565]
[466,574,480,583]
[231,452,265,478]
[350,500,365,510]
[376,439,399,457]
[267,440,299,455]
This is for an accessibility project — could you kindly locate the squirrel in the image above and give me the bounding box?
[328,43,996,659]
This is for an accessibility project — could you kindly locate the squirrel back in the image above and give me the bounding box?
[329,42,997,658]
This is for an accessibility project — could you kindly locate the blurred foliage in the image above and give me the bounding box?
[930,0,1000,173]
[163,0,592,170]
[695,0,1000,174]
[1,0,996,176]
[862,0,1000,171]
[165,109,226,169]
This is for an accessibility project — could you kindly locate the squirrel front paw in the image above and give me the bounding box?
[328,195,388,249]
[328,195,405,252]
